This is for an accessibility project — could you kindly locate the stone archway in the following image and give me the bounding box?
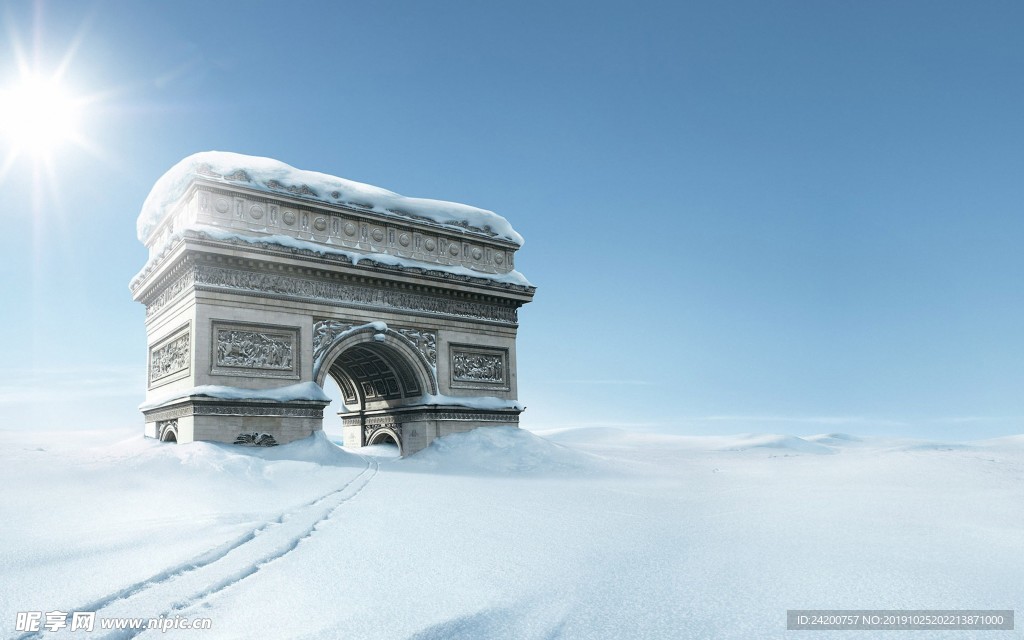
[366,427,402,455]
[131,152,535,455]
[158,421,178,443]
[315,325,437,453]
[313,324,437,396]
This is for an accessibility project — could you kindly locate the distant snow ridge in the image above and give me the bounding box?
[137,151,524,245]
[725,433,835,454]
[804,433,863,446]
[541,428,839,454]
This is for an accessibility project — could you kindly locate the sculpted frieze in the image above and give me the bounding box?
[194,265,517,324]
[212,322,298,380]
[144,267,195,318]
[143,402,325,423]
[217,330,293,369]
[452,351,505,384]
[149,325,191,387]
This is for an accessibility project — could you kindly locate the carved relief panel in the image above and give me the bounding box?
[210,321,300,379]
[149,322,192,388]
[449,344,509,391]
[396,328,437,367]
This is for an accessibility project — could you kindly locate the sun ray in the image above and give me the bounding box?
[0,0,125,207]
[0,3,108,174]
[51,5,96,82]
[4,7,31,78]
[0,149,17,183]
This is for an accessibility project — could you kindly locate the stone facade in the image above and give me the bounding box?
[132,166,535,456]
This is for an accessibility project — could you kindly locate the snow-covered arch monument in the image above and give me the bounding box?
[131,152,535,456]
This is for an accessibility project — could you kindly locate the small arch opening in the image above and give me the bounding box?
[364,431,402,458]
[161,429,177,443]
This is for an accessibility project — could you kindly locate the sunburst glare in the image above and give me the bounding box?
[0,72,83,158]
[0,6,104,186]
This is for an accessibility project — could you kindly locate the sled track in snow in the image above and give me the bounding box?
[17,457,379,640]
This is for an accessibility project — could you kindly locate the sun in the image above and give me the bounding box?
[0,72,83,159]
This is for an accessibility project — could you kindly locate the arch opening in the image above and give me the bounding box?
[363,430,402,457]
[369,431,398,446]
[327,343,422,410]
[318,329,439,456]
[314,326,438,398]
[160,428,177,443]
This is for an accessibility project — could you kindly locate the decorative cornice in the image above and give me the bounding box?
[194,263,519,325]
[340,408,521,426]
[140,249,523,325]
[186,229,534,293]
[188,177,517,247]
[132,229,535,311]
[142,399,328,423]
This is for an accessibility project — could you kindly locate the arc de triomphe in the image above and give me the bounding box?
[131,152,535,455]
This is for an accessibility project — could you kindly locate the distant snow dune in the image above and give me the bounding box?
[1,426,1021,639]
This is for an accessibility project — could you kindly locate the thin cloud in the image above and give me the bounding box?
[526,420,667,430]
[689,415,910,428]
[922,416,1024,425]
[546,379,655,386]
[688,414,1024,428]
[0,365,144,404]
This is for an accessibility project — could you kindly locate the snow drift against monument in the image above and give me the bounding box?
[137,151,525,245]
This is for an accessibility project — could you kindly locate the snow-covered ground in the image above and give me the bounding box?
[1,426,1021,639]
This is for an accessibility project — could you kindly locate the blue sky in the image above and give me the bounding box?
[1,0,1022,438]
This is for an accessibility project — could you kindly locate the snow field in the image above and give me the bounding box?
[1,426,1021,639]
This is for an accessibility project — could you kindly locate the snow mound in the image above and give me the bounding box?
[535,426,633,445]
[805,432,863,446]
[893,441,975,452]
[138,151,524,245]
[405,426,609,476]
[974,434,1024,449]
[236,431,363,467]
[97,430,362,472]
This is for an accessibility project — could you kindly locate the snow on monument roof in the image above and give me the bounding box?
[137,151,524,246]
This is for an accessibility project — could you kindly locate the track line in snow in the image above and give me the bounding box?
[16,457,378,640]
